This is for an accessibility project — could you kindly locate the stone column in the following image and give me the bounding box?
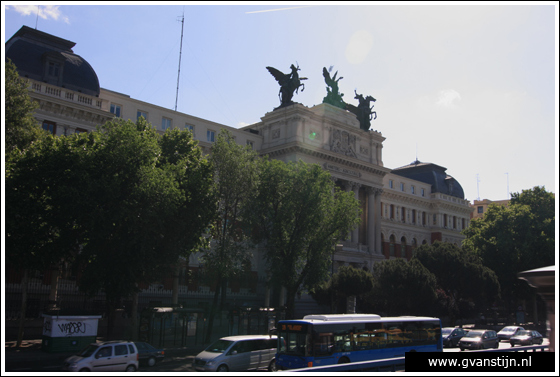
[342,180,353,242]
[374,188,383,254]
[367,187,376,254]
[351,183,361,244]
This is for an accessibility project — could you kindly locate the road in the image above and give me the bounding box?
[5,339,549,372]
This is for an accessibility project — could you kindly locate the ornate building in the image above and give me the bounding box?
[6,26,473,317]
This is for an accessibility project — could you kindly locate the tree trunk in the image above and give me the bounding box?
[130,290,139,340]
[16,269,29,348]
[204,279,221,344]
[48,265,60,310]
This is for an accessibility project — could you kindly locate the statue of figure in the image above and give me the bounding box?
[322,66,345,109]
[345,90,377,131]
[266,64,307,108]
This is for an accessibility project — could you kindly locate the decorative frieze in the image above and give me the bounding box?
[324,163,361,178]
[331,129,357,158]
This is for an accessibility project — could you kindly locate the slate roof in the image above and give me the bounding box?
[392,159,465,199]
[5,26,100,97]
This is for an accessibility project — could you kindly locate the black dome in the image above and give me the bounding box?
[392,159,465,199]
[5,26,100,97]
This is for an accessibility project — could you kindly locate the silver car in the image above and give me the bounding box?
[62,340,139,372]
[194,335,277,372]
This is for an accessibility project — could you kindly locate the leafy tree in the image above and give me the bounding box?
[249,159,361,319]
[310,265,374,313]
[462,186,555,313]
[412,242,500,323]
[6,118,215,338]
[201,129,260,342]
[363,259,438,316]
[4,58,45,154]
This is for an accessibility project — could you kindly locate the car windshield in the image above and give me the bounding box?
[517,330,531,336]
[500,327,516,333]
[442,328,453,335]
[77,344,99,357]
[464,331,483,338]
[205,339,233,353]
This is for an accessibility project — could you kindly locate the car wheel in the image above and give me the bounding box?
[510,343,515,347]
[217,365,229,372]
[125,365,136,372]
[460,348,464,351]
[268,359,277,372]
[147,357,156,367]
[338,357,350,364]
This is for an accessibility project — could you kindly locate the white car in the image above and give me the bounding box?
[497,326,525,341]
[62,340,139,372]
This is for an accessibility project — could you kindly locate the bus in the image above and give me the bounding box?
[275,314,442,370]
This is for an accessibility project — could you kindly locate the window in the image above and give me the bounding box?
[400,183,405,191]
[390,204,395,220]
[137,110,148,121]
[75,128,88,134]
[401,207,406,222]
[247,140,254,149]
[110,104,122,118]
[42,120,56,135]
[162,117,172,130]
[207,130,215,143]
[421,188,425,197]
[389,180,393,189]
[477,206,484,213]
[185,124,194,132]
[411,209,416,224]
[47,61,60,77]
[114,345,128,356]
[411,185,415,194]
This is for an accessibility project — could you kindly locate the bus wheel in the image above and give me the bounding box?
[338,357,350,364]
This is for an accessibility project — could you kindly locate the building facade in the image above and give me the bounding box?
[6,26,473,317]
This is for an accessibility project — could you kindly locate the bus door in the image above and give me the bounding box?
[311,332,336,366]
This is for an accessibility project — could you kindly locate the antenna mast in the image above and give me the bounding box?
[175,11,185,112]
[476,174,481,201]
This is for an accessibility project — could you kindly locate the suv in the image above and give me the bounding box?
[62,340,139,372]
[458,329,499,351]
[194,335,277,372]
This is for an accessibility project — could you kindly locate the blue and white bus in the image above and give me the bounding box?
[275,314,442,370]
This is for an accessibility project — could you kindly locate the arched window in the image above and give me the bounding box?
[389,235,396,256]
[400,237,407,258]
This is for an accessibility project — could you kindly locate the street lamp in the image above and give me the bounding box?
[331,244,344,314]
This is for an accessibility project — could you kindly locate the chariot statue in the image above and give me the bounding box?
[322,66,345,109]
[266,63,307,108]
[345,90,377,131]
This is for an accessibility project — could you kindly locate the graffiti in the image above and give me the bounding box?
[58,321,88,336]
[43,319,52,335]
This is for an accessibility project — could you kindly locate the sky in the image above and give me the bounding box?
[2,2,558,203]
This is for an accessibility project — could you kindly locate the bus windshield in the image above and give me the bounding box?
[278,331,308,357]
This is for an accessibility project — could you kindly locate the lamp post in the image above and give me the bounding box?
[331,244,344,314]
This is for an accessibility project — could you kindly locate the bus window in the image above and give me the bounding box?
[313,333,333,356]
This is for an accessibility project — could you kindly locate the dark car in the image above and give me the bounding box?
[441,327,468,348]
[458,329,499,351]
[134,341,164,367]
[510,330,543,347]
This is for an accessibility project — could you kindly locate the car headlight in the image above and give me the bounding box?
[206,360,214,366]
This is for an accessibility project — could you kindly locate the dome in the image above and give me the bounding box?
[5,26,100,97]
[392,159,465,199]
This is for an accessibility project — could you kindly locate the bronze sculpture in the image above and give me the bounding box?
[266,64,307,108]
[322,66,345,109]
[345,90,377,131]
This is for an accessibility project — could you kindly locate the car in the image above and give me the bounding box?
[134,341,164,367]
[509,330,543,346]
[458,329,499,351]
[62,340,139,372]
[441,327,468,348]
[497,326,525,341]
[194,335,277,372]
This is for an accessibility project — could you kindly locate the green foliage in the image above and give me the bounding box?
[462,186,555,309]
[412,242,500,321]
[6,118,215,305]
[364,259,438,316]
[4,58,45,154]
[249,160,361,318]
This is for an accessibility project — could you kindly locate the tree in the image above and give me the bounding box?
[4,58,45,154]
[201,129,260,342]
[310,265,374,314]
[6,118,215,338]
[412,242,500,324]
[363,259,438,317]
[249,159,361,319]
[462,186,555,314]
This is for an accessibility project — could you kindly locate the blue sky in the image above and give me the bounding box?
[3,3,558,203]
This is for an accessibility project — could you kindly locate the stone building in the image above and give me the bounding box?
[5,25,473,318]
